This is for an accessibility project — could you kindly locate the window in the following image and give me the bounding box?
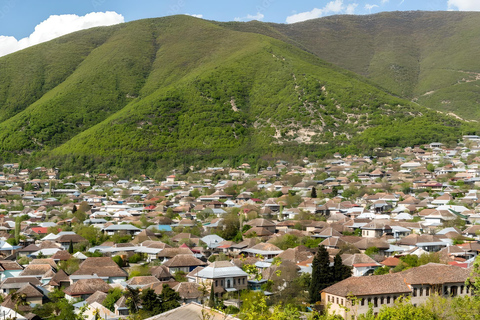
[233,279,236,285]
[386,296,390,304]
[341,299,344,305]
[374,297,378,308]
[336,297,339,304]
[221,280,224,286]
[426,287,430,296]
[461,285,464,294]
[215,280,218,286]
[413,288,417,297]
[420,288,423,296]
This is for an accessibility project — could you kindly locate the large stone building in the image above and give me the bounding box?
[321,263,471,319]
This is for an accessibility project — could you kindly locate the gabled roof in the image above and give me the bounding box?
[73,257,127,278]
[163,254,207,268]
[341,254,380,267]
[144,302,240,320]
[172,282,203,300]
[0,260,22,271]
[16,283,44,298]
[323,272,410,297]
[48,269,70,287]
[157,247,193,258]
[19,264,53,277]
[30,258,58,270]
[126,276,160,286]
[51,250,73,261]
[64,278,110,296]
[246,218,275,228]
[85,291,108,305]
[151,265,174,280]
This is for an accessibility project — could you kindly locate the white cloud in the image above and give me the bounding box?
[286,0,358,24]
[234,12,265,22]
[448,0,480,11]
[0,11,124,57]
[381,0,389,4]
[346,3,359,14]
[365,4,380,12]
[187,14,203,18]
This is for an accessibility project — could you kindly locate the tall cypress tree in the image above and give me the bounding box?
[332,253,351,282]
[208,282,215,307]
[309,245,332,303]
[68,240,74,254]
[311,186,317,198]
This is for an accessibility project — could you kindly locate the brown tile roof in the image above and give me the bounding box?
[323,272,411,297]
[157,247,193,258]
[30,258,58,270]
[0,277,41,287]
[37,240,61,249]
[143,281,179,295]
[0,260,22,270]
[354,238,390,250]
[64,278,111,296]
[48,269,70,287]
[19,264,54,277]
[381,257,401,267]
[17,283,44,298]
[51,250,73,261]
[173,282,203,300]
[55,234,87,243]
[163,254,207,268]
[341,254,380,267]
[85,291,108,305]
[246,218,275,228]
[126,276,160,286]
[17,244,40,252]
[323,263,469,298]
[277,248,312,263]
[73,257,127,278]
[247,243,281,252]
[243,227,272,237]
[151,265,174,280]
[397,234,445,246]
[400,263,469,285]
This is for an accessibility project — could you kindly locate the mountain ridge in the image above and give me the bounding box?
[217,11,480,119]
[0,14,474,175]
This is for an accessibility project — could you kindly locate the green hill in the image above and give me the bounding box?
[0,15,473,175]
[218,11,480,119]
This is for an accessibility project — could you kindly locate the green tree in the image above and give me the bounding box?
[309,245,332,303]
[209,282,215,308]
[140,288,161,314]
[158,284,180,312]
[68,240,74,254]
[427,163,435,173]
[332,253,351,282]
[364,246,379,257]
[125,287,140,314]
[103,288,124,311]
[311,186,317,198]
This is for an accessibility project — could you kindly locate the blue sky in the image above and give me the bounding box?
[0,0,478,56]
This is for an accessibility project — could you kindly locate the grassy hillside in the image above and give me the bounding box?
[0,15,473,175]
[218,11,480,119]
